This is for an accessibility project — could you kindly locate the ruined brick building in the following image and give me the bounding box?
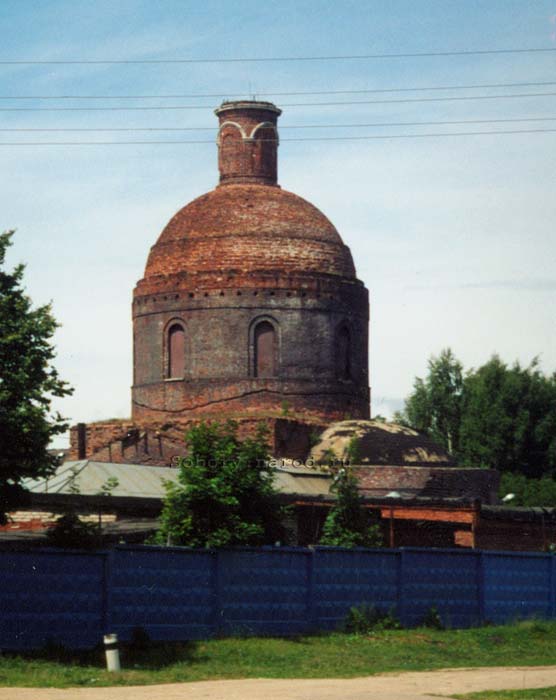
[4,99,523,548]
[71,100,371,462]
[59,99,503,552]
[132,100,369,424]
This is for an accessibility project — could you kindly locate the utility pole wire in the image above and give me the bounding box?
[1,127,555,145]
[1,91,556,112]
[0,47,555,65]
[2,80,556,100]
[2,116,556,133]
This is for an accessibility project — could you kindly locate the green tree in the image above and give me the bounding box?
[499,472,556,507]
[399,349,556,476]
[320,467,382,547]
[0,231,72,523]
[46,512,98,549]
[398,348,463,453]
[459,357,556,476]
[154,421,287,547]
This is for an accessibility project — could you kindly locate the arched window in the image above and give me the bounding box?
[337,325,351,380]
[254,321,276,378]
[167,323,185,379]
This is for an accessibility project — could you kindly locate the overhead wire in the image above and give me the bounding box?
[1,46,555,65]
[1,127,555,145]
[1,91,556,111]
[2,116,556,133]
[2,79,556,100]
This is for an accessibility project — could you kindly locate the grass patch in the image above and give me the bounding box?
[454,688,556,699]
[1,620,556,688]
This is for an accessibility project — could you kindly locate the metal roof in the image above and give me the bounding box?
[24,460,332,500]
[24,461,178,499]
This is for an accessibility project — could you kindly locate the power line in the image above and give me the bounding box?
[1,47,555,65]
[2,116,556,133]
[1,91,556,112]
[2,80,556,100]
[1,127,555,145]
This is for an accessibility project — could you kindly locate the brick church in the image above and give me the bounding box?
[18,98,519,551]
[70,100,371,462]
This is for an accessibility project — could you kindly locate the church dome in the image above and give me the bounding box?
[132,100,370,425]
[310,420,456,467]
[144,184,356,280]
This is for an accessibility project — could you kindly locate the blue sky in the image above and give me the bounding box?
[1,1,555,444]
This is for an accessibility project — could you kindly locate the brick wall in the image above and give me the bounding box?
[69,416,323,465]
[355,466,500,503]
[131,100,370,426]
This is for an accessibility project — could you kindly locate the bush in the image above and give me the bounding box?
[153,420,287,547]
[46,512,98,549]
[344,604,401,634]
[421,606,444,630]
[320,468,383,548]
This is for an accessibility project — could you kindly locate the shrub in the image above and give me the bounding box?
[344,604,401,634]
[421,606,444,630]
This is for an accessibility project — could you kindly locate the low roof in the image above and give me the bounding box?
[24,460,332,500]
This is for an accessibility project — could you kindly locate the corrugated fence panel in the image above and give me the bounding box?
[109,546,214,641]
[217,548,310,636]
[483,552,552,624]
[1,546,556,649]
[313,548,399,630]
[400,549,480,628]
[0,549,105,650]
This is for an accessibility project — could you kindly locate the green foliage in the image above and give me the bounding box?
[97,476,119,497]
[320,467,383,547]
[322,448,338,465]
[399,349,556,476]
[0,231,72,523]
[309,429,321,448]
[3,620,556,687]
[499,472,556,507]
[345,436,362,464]
[398,348,463,453]
[153,421,287,548]
[46,512,98,549]
[280,400,290,416]
[459,356,556,476]
[344,604,401,634]
[421,606,444,630]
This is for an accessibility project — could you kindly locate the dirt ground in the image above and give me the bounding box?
[2,666,556,700]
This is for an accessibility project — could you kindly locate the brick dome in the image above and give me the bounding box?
[310,420,455,467]
[132,100,370,425]
[144,184,356,280]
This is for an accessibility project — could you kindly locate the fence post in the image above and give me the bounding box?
[212,550,222,637]
[550,554,556,620]
[396,549,405,626]
[476,550,486,625]
[102,549,115,635]
[306,548,316,633]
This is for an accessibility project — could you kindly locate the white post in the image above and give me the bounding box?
[103,633,121,672]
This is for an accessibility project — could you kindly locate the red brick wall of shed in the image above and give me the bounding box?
[354,466,500,503]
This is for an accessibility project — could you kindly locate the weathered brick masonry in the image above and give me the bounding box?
[132,100,370,425]
[71,100,370,462]
[69,416,323,465]
[355,466,499,503]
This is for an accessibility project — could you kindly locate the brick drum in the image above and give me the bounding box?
[132,100,370,425]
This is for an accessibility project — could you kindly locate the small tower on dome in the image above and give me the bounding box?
[215,101,281,186]
[130,99,370,428]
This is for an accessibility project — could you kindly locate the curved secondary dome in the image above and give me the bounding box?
[144,184,356,279]
[310,420,456,467]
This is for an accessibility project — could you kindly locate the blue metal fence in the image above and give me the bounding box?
[1,545,555,650]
